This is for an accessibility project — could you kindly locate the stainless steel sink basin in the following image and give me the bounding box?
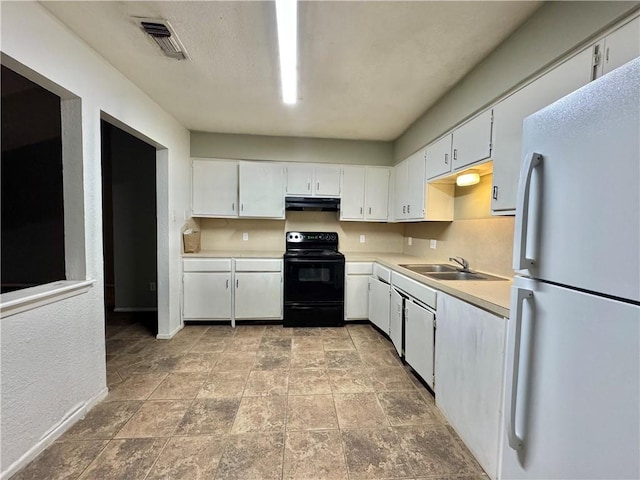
[400,264,458,273]
[425,271,507,281]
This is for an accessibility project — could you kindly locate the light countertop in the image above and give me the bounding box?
[343,252,512,318]
[183,249,511,318]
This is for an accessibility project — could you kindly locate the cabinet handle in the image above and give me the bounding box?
[317,182,320,190]
[402,206,406,214]
[307,182,311,191]
[508,287,533,451]
[514,153,542,270]
[453,149,458,161]
[444,153,448,165]
[236,279,239,288]
[407,205,410,214]
[241,203,244,212]
[360,207,363,215]
[369,207,372,215]
[226,279,229,289]
[605,47,609,63]
[231,202,235,212]
[492,185,499,200]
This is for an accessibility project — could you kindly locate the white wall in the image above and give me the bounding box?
[0,2,190,477]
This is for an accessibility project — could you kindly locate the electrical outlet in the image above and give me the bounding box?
[407,237,413,246]
[149,282,156,292]
[242,232,249,241]
[430,239,437,249]
[359,235,366,243]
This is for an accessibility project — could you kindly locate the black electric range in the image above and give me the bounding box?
[283,232,345,327]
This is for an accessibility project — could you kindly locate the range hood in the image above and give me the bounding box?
[285,197,340,212]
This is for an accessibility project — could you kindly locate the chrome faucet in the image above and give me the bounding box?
[449,256,471,272]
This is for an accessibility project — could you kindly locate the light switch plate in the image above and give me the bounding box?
[242,232,249,241]
[430,239,437,249]
[359,235,366,243]
[407,237,413,246]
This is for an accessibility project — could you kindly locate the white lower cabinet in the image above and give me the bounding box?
[368,276,390,333]
[345,262,373,319]
[234,272,282,319]
[389,288,403,356]
[405,299,435,390]
[435,292,507,480]
[182,258,233,320]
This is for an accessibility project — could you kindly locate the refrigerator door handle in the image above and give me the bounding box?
[513,152,542,271]
[508,287,533,451]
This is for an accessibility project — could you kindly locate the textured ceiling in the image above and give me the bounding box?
[42,1,542,141]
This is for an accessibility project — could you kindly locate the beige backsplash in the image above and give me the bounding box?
[199,211,405,253]
[403,216,515,278]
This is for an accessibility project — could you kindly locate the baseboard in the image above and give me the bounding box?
[1,387,108,480]
[156,323,183,340]
[113,307,157,312]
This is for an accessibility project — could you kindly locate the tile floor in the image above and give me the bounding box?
[12,316,487,480]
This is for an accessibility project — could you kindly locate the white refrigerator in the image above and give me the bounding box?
[500,58,640,479]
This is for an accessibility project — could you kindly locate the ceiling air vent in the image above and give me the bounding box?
[135,17,188,60]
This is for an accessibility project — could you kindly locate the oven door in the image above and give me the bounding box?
[284,257,345,303]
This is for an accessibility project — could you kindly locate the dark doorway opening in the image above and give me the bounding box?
[101,120,157,337]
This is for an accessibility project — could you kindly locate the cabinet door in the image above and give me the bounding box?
[364,167,390,221]
[491,48,593,213]
[183,272,231,319]
[192,159,238,217]
[239,162,285,218]
[368,277,390,333]
[389,289,403,356]
[286,164,313,196]
[346,275,369,319]
[426,134,452,179]
[406,150,426,220]
[392,160,408,221]
[234,272,283,319]
[452,109,493,171]
[435,293,506,479]
[313,165,341,196]
[405,300,435,389]
[602,17,640,76]
[340,166,366,220]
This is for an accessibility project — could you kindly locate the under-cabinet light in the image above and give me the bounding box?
[275,0,298,105]
[456,170,480,187]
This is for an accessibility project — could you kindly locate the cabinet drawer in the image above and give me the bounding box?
[183,258,232,272]
[373,263,391,283]
[234,259,282,272]
[391,272,437,309]
[346,262,373,275]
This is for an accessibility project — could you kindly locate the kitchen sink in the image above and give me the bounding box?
[400,263,459,273]
[424,271,507,281]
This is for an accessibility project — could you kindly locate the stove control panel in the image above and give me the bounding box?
[286,231,338,245]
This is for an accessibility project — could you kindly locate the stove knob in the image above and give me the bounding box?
[330,234,337,241]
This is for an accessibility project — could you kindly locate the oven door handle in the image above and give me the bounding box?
[285,257,345,264]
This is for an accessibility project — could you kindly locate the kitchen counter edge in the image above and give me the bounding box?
[344,252,511,318]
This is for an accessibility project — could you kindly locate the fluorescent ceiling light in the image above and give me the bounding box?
[275,0,297,105]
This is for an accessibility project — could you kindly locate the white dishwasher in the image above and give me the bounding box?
[391,271,437,390]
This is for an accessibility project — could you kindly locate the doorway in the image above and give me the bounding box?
[101,120,158,337]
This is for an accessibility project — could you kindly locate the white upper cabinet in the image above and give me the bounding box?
[285,163,313,196]
[451,109,493,171]
[364,167,390,221]
[238,161,285,218]
[191,159,238,217]
[340,166,366,219]
[426,134,453,180]
[341,166,390,221]
[286,163,341,197]
[394,150,453,222]
[595,16,640,78]
[491,48,593,214]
